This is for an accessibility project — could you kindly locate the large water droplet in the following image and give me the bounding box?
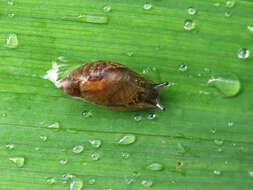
[118,135,136,145]
[144,3,152,10]
[208,74,241,97]
[249,171,253,177]
[62,174,83,190]
[141,180,153,187]
[47,122,60,129]
[147,163,164,171]
[88,178,96,185]
[72,145,84,154]
[184,20,196,31]
[213,170,222,175]
[40,136,48,142]
[6,144,15,150]
[91,152,100,160]
[103,5,112,13]
[187,7,197,15]
[46,177,56,184]
[89,139,102,148]
[226,0,236,8]
[9,157,24,167]
[238,48,250,59]
[6,33,18,48]
[142,66,161,82]
[63,15,108,24]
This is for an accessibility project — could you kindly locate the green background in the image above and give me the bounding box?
[0,0,253,189]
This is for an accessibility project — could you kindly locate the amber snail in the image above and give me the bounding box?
[59,61,168,111]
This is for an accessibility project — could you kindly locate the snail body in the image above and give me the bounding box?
[59,61,168,111]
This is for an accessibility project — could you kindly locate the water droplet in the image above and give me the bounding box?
[133,171,140,177]
[9,157,24,167]
[118,135,136,145]
[134,115,142,122]
[208,74,241,97]
[226,0,236,8]
[57,56,68,62]
[46,177,56,184]
[8,13,15,17]
[103,5,112,13]
[47,122,60,129]
[91,152,100,160]
[125,177,134,185]
[187,7,197,15]
[217,148,223,152]
[147,113,156,120]
[8,0,14,6]
[40,136,48,142]
[213,2,221,7]
[141,180,153,187]
[82,111,93,118]
[147,163,164,171]
[184,20,196,31]
[176,143,186,154]
[127,51,134,57]
[238,48,250,59]
[227,121,234,127]
[249,171,253,177]
[214,139,224,146]
[179,64,188,71]
[62,174,83,190]
[88,178,96,185]
[5,33,18,48]
[213,170,221,175]
[72,145,84,154]
[121,152,130,159]
[35,147,40,151]
[6,144,15,150]
[63,14,108,24]
[1,113,7,117]
[142,66,161,82]
[248,26,253,33]
[210,128,216,134]
[59,159,68,165]
[225,11,231,17]
[144,3,152,10]
[89,139,102,148]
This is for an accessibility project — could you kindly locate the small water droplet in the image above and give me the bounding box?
[91,152,100,160]
[225,11,232,17]
[127,51,134,57]
[133,171,140,177]
[217,148,223,152]
[118,135,136,145]
[147,113,156,120]
[210,128,216,134]
[47,122,60,129]
[208,74,241,97]
[213,170,221,175]
[82,162,88,166]
[125,177,134,185]
[103,5,112,13]
[141,180,153,187]
[248,26,253,33]
[227,121,234,127]
[179,64,188,71]
[134,115,142,122]
[62,174,83,190]
[88,178,96,185]
[63,14,108,24]
[9,157,24,167]
[121,152,130,159]
[5,33,18,48]
[226,0,236,8]
[46,177,56,185]
[213,2,221,7]
[1,113,7,117]
[40,136,48,142]
[238,48,250,59]
[82,111,93,118]
[8,13,15,17]
[72,145,84,154]
[59,159,68,165]
[214,139,224,146]
[142,66,161,82]
[176,143,186,154]
[249,171,253,177]
[187,7,197,15]
[6,144,15,150]
[147,163,164,171]
[35,147,40,151]
[144,3,152,10]
[184,20,196,31]
[89,139,102,148]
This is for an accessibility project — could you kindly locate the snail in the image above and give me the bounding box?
[59,61,168,111]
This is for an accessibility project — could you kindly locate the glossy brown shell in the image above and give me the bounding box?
[59,60,167,111]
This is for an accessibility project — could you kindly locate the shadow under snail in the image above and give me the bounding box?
[59,60,168,111]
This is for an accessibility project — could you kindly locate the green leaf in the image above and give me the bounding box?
[0,0,253,190]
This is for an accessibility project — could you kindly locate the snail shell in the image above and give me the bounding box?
[59,60,168,111]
